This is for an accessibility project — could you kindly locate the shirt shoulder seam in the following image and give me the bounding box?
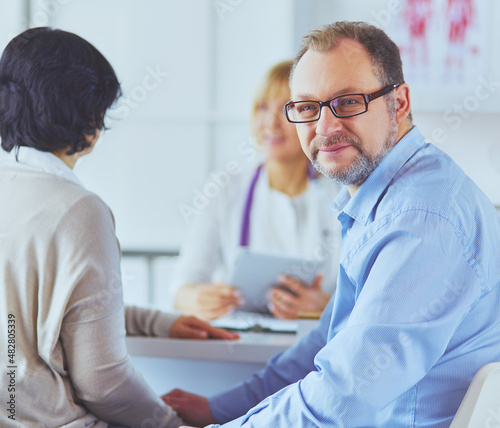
[344,207,484,287]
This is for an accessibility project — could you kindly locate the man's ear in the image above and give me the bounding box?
[394,83,411,124]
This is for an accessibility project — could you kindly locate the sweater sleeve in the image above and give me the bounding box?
[58,195,183,428]
[125,305,178,337]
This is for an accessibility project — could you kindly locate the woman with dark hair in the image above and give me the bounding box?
[0,27,236,428]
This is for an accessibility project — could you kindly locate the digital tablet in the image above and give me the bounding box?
[227,249,322,313]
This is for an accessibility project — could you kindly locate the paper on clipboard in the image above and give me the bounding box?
[211,311,298,334]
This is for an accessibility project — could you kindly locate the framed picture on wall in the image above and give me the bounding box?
[384,0,498,112]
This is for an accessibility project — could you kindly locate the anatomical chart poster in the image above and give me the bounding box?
[386,0,494,111]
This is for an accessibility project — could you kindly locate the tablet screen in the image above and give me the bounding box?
[228,249,322,313]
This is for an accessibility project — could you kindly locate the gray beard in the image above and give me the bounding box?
[310,120,398,186]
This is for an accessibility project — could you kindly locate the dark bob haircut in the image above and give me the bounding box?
[0,27,121,155]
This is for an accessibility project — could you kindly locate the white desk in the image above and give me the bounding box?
[126,332,298,396]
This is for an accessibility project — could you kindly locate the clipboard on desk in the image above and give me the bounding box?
[212,311,298,334]
[227,249,322,313]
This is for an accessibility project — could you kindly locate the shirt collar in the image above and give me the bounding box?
[333,126,427,225]
[3,146,84,187]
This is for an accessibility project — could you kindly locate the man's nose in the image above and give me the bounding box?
[315,105,343,137]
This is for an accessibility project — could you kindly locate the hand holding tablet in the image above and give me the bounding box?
[227,249,322,313]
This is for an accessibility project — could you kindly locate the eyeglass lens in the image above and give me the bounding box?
[288,94,367,122]
[332,95,367,116]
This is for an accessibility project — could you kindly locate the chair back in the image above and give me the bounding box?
[450,362,500,427]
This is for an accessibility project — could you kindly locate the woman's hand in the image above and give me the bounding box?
[175,282,244,320]
[162,389,216,427]
[269,274,330,319]
[169,315,239,340]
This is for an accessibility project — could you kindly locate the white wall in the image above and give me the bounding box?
[51,0,215,250]
[1,0,499,254]
[0,0,298,250]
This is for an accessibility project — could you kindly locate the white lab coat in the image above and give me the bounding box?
[169,165,342,308]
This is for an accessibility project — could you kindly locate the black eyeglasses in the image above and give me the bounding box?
[284,83,401,123]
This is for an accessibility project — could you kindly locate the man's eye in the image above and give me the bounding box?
[297,103,318,113]
[340,98,361,106]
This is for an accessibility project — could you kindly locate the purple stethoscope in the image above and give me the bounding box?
[239,163,317,247]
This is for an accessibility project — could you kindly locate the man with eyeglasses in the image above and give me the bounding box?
[165,21,500,428]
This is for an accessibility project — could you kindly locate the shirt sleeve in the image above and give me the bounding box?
[208,298,333,423]
[58,195,183,428]
[217,210,482,427]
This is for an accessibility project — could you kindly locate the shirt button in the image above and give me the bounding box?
[346,228,352,236]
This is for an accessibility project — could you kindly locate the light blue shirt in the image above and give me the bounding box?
[208,127,500,427]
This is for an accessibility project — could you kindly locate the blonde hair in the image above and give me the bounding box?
[251,60,293,124]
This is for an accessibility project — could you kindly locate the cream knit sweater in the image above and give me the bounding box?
[0,148,182,427]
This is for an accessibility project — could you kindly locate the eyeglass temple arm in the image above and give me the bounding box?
[365,83,401,103]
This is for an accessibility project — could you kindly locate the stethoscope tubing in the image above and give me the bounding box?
[239,163,316,247]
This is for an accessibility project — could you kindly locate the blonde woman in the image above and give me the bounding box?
[172,60,341,320]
